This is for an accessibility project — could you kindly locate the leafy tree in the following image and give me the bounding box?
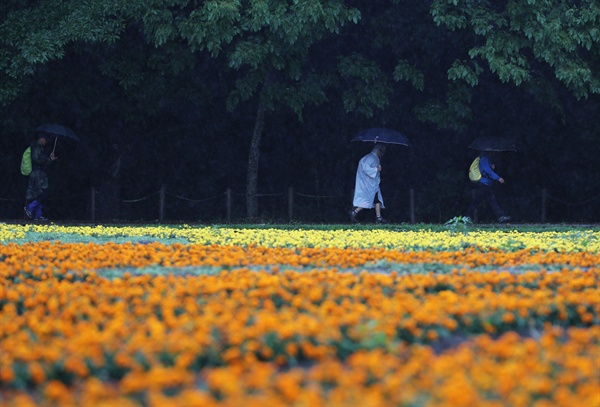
[1,1,376,219]
[429,0,600,122]
[171,0,366,218]
[0,0,129,104]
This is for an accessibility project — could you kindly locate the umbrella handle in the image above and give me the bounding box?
[52,137,57,155]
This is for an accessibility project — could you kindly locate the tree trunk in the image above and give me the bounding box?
[246,92,267,219]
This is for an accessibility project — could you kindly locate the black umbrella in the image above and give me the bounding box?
[468,136,516,152]
[352,128,411,147]
[35,124,79,140]
[35,124,79,154]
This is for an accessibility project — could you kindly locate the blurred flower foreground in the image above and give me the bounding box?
[1,225,599,407]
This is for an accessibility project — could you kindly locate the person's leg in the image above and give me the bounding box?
[34,202,43,219]
[25,173,48,219]
[33,191,47,219]
[25,196,43,218]
[24,199,36,219]
[468,186,485,220]
[350,207,363,222]
[485,187,506,219]
[373,194,387,223]
[25,177,36,219]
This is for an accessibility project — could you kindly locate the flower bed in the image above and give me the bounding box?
[1,225,598,406]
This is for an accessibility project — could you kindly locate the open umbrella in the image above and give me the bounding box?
[35,124,79,140]
[468,136,516,152]
[35,124,79,154]
[352,128,411,147]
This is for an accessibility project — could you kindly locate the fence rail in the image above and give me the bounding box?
[1,187,598,223]
[74,186,600,224]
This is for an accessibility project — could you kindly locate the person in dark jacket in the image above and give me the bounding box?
[467,151,511,223]
[24,133,57,220]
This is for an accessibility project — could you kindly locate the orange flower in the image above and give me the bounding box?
[28,362,46,384]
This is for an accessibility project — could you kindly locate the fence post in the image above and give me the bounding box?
[409,188,415,224]
[90,187,96,222]
[226,188,232,224]
[541,188,546,223]
[288,187,294,222]
[159,185,165,222]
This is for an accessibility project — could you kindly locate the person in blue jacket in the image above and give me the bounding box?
[467,151,511,223]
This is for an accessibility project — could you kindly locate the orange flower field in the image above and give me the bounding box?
[0,225,599,406]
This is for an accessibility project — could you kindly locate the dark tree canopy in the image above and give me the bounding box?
[1,1,598,223]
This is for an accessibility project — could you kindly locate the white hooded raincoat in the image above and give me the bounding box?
[353,150,384,209]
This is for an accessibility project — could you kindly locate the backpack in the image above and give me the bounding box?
[20,147,32,176]
[468,156,481,183]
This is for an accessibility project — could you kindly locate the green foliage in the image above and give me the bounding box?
[338,54,391,117]
[414,84,473,131]
[430,1,469,31]
[178,1,242,56]
[0,1,375,118]
[444,215,472,233]
[447,60,482,86]
[0,1,126,86]
[468,33,531,86]
[430,0,600,99]
[393,60,425,91]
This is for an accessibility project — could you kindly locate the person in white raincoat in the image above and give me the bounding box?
[350,144,387,223]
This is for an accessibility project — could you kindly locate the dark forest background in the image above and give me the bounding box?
[1,1,598,224]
